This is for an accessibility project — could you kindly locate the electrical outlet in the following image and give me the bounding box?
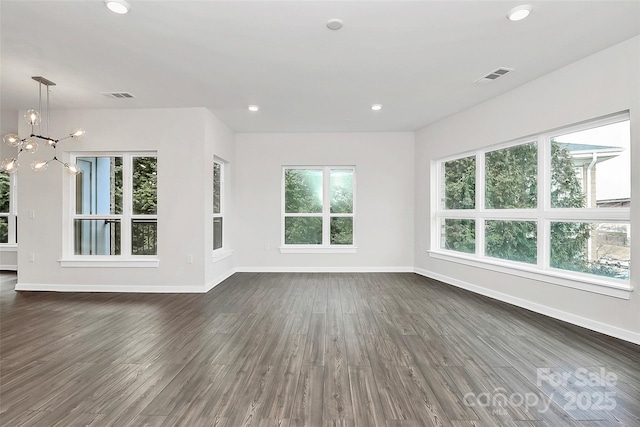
[187,254,193,264]
[28,253,35,263]
[28,209,35,219]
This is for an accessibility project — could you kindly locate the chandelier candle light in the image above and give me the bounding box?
[1,76,85,175]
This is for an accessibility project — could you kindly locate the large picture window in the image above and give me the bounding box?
[0,171,17,245]
[433,112,631,292]
[72,153,157,257]
[282,166,355,251]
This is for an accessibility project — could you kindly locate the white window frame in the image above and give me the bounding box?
[60,151,158,268]
[430,112,632,299]
[213,157,224,254]
[280,165,356,254]
[0,172,17,246]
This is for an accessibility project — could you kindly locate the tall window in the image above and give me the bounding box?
[282,166,355,248]
[0,171,17,245]
[213,159,224,251]
[435,112,631,286]
[72,153,157,256]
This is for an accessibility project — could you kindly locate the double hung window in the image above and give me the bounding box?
[72,153,157,257]
[282,166,355,251]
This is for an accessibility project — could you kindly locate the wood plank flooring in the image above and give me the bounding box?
[1,272,639,426]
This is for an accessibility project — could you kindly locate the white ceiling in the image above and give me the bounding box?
[1,1,639,133]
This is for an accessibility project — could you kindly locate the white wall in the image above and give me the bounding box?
[235,132,415,271]
[414,36,640,343]
[14,108,235,292]
[204,110,237,289]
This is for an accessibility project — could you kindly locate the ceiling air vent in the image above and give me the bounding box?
[474,67,513,84]
[102,92,135,99]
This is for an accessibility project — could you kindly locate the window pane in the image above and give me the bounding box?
[551,120,630,208]
[0,217,7,243]
[213,217,223,250]
[486,220,537,264]
[441,219,475,254]
[132,219,157,255]
[551,222,630,280]
[74,219,121,255]
[75,157,123,215]
[330,217,353,245]
[330,170,353,213]
[485,143,537,209]
[284,217,322,244]
[0,171,9,213]
[443,156,475,209]
[133,157,157,215]
[213,162,221,214]
[285,169,323,213]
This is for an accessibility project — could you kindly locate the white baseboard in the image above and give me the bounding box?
[414,267,640,345]
[235,266,414,273]
[15,267,237,294]
[205,268,237,293]
[14,283,207,293]
[0,265,18,271]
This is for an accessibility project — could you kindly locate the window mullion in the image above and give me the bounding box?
[285,213,322,217]
[476,151,485,257]
[121,155,132,257]
[539,134,550,270]
[323,167,330,246]
[432,160,442,251]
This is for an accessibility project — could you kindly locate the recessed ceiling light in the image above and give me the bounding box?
[371,104,382,111]
[507,5,532,21]
[248,105,259,112]
[105,0,130,14]
[326,19,343,31]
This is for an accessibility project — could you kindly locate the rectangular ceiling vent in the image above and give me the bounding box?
[474,67,513,84]
[102,92,136,99]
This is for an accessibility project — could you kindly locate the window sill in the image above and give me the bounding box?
[59,258,159,268]
[427,250,632,300]
[280,246,357,254]
[212,249,233,263]
[0,245,18,252]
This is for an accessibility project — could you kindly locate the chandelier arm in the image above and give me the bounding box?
[30,134,57,141]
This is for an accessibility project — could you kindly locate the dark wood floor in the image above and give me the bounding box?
[0,272,638,427]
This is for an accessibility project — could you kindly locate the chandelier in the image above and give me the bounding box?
[1,76,85,175]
